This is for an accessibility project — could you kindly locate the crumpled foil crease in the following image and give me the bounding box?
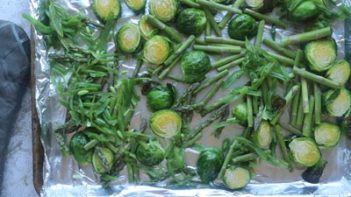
[30,0,351,196]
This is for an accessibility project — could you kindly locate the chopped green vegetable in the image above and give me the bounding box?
[196,148,223,183]
[305,39,337,72]
[69,132,92,165]
[324,89,351,117]
[116,23,141,53]
[92,0,121,21]
[150,110,182,138]
[232,103,248,125]
[314,123,341,147]
[181,51,211,83]
[149,0,178,22]
[136,141,165,166]
[147,84,176,111]
[125,0,146,12]
[289,137,321,167]
[228,14,258,40]
[92,147,115,174]
[253,121,273,149]
[176,8,207,36]
[286,0,320,21]
[139,15,158,39]
[326,60,351,86]
[223,166,251,189]
[143,35,171,65]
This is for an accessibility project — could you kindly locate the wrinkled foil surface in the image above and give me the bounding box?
[30,0,351,196]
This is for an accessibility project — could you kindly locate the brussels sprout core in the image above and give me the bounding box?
[92,147,114,174]
[181,51,211,83]
[150,110,182,138]
[228,14,258,40]
[327,60,351,86]
[143,35,171,65]
[136,141,165,166]
[305,39,336,72]
[223,167,251,189]
[325,89,351,117]
[314,123,341,147]
[289,137,321,167]
[93,0,121,21]
[176,8,207,36]
[116,23,141,53]
[149,0,178,22]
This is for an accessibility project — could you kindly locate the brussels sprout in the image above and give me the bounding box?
[253,121,272,149]
[92,0,121,22]
[327,60,351,86]
[288,137,321,167]
[139,15,158,40]
[228,14,258,40]
[150,110,182,138]
[181,51,211,83]
[196,148,223,183]
[287,0,320,21]
[149,0,178,22]
[305,39,337,72]
[302,159,327,183]
[223,166,251,190]
[116,23,141,53]
[245,0,264,10]
[136,141,165,166]
[125,0,146,12]
[92,147,114,174]
[232,103,248,125]
[69,132,92,165]
[213,0,232,4]
[324,89,351,117]
[143,35,171,65]
[314,123,341,147]
[147,84,176,111]
[176,8,207,36]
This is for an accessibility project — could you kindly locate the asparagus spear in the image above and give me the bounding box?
[255,20,265,48]
[244,9,287,29]
[218,0,246,29]
[217,57,245,72]
[314,84,322,125]
[247,96,254,128]
[194,70,229,94]
[274,125,292,169]
[146,15,182,42]
[263,39,296,59]
[159,56,182,80]
[203,8,221,36]
[163,35,195,66]
[267,52,295,66]
[180,0,201,8]
[197,0,242,14]
[293,67,341,89]
[302,96,315,137]
[212,53,245,69]
[280,27,332,46]
[194,45,242,54]
[301,78,309,113]
[232,153,258,163]
[205,36,245,47]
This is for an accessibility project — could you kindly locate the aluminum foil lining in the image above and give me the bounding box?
[30,0,351,196]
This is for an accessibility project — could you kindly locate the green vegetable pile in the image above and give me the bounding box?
[26,0,351,190]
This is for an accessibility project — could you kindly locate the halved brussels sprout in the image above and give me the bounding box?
[228,14,258,40]
[287,0,320,21]
[69,132,92,165]
[314,123,341,147]
[176,8,207,36]
[197,148,223,183]
[305,39,337,72]
[150,110,182,138]
[327,60,351,86]
[116,23,141,53]
[92,0,121,22]
[245,0,264,10]
[181,51,211,83]
[223,166,251,190]
[125,0,146,12]
[232,103,248,125]
[147,84,176,111]
[92,147,114,174]
[324,89,351,117]
[288,137,321,167]
[143,35,171,65]
[253,121,272,149]
[136,141,165,166]
[149,0,178,22]
[139,15,158,40]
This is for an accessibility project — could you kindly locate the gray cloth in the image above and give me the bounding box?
[0,20,30,194]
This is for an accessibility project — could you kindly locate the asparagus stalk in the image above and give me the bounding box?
[296,95,305,129]
[290,89,300,126]
[247,96,254,128]
[197,0,242,14]
[205,36,245,47]
[194,70,229,94]
[302,96,315,137]
[267,52,295,66]
[293,67,341,89]
[255,20,265,48]
[201,80,224,105]
[244,9,287,29]
[206,21,211,36]
[274,125,292,169]
[146,15,182,42]
[218,0,246,29]
[279,123,301,135]
[217,57,245,72]
[203,8,222,36]
[164,35,195,66]
[180,0,201,8]
[314,84,322,125]
[217,139,239,179]
[263,39,296,59]
[195,37,206,44]
[193,44,242,54]
[252,97,259,115]
[301,78,309,113]
[232,153,257,163]
[280,27,332,46]
[132,58,143,77]
[158,56,182,80]
[212,53,245,69]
